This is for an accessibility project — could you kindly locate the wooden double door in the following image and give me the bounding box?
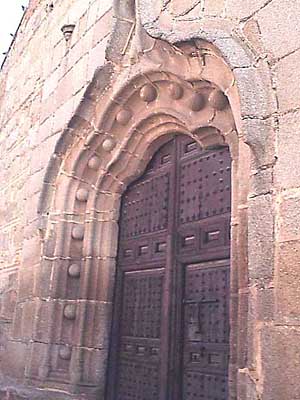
[106,135,231,400]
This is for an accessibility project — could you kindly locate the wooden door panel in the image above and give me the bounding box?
[116,360,160,400]
[111,139,175,400]
[183,372,228,400]
[119,171,171,241]
[182,261,230,400]
[177,146,231,224]
[107,136,231,400]
[121,270,164,338]
[115,269,164,400]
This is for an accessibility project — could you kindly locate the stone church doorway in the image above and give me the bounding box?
[106,134,231,400]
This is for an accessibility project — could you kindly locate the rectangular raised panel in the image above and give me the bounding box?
[190,352,202,362]
[155,241,167,253]
[124,344,134,353]
[124,248,133,257]
[209,352,221,365]
[177,226,198,256]
[184,141,197,154]
[182,235,196,246]
[151,347,159,355]
[138,245,149,255]
[161,154,171,164]
[137,346,146,354]
[199,218,230,253]
[206,230,220,242]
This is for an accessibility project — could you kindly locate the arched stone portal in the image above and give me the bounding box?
[19,39,249,399]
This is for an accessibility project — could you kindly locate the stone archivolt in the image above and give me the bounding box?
[22,39,243,398]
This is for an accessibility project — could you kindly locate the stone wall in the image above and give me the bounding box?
[0,0,300,399]
[0,0,113,397]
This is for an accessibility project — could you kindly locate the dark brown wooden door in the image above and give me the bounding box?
[106,135,231,400]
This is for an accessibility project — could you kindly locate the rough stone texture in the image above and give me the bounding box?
[225,0,271,20]
[277,193,300,243]
[275,110,300,189]
[255,0,300,60]
[241,18,266,57]
[204,0,225,16]
[274,49,300,113]
[0,0,113,398]
[242,117,276,168]
[1,0,300,399]
[248,194,274,281]
[276,241,300,324]
[168,0,202,16]
[233,61,277,118]
[261,326,300,399]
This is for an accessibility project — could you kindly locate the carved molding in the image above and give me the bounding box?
[22,39,245,397]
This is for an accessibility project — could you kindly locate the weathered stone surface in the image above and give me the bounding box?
[277,193,300,242]
[275,110,300,189]
[250,285,275,322]
[274,49,300,113]
[242,18,266,57]
[242,117,276,169]
[234,61,277,118]
[256,0,300,59]
[237,369,261,400]
[1,341,28,379]
[0,0,114,395]
[248,194,274,281]
[169,0,201,16]
[204,0,225,16]
[249,166,273,198]
[226,0,271,20]
[261,325,300,399]
[213,36,253,68]
[276,240,300,324]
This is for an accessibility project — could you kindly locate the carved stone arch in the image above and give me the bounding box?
[38,39,240,219]
[25,39,249,399]
[140,11,277,171]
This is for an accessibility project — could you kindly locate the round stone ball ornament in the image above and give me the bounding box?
[68,263,81,278]
[188,93,205,112]
[72,225,85,240]
[76,188,89,202]
[59,345,72,360]
[208,90,229,110]
[140,84,157,103]
[102,138,116,152]
[88,156,101,170]
[63,304,77,320]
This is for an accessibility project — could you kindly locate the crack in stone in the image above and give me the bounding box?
[249,190,273,199]
[271,46,300,65]
[170,0,202,17]
[162,0,172,11]
[240,0,275,22]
